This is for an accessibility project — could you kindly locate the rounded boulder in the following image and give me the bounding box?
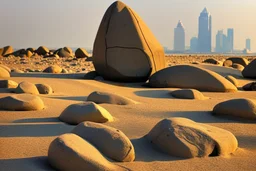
[0,80,18,88]
[75,48,89,58]
[0,94,44,111]
[213,98,256,120]
[87,91,137,105]
[0,67,10,78]
[171,89,206,100]
[48,133,124,171]
[59,102,113,125]
[43,65,62,74]
[146,118,238,158]
[149,65,237,92]
[15,81,39,95]
[36,84,53,94]
[242,59,256,78]
[72,122,135,162]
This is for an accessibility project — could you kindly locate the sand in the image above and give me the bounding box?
[0,55,256,171]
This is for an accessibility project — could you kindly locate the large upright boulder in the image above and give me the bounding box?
[242,59,256,78]
[93,1,166,82]
[149,65,237,92]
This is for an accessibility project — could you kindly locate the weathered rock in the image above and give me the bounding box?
[223,60,233,67]
[227,57,249,67]
[61,68,69,73]
[0,94,44,111]
[171,89,206,100]
[225,75,239,87]
[87,91,137,105]
[11,69,24,73]
[64,47,73,54]
[43,65,62,73]
[48,133,124,171]
[26,50,33,57]
[36,46,49,55]
[1,46,13,56]
[84,71,98,80]
[213,98,256,120]
[232,63,244,71]
[72,122,135,162]
[59,102,113,125]
[58,48,73,57]
[35,84,53,94]
[0,80,18,88]
[0,65,11,72]
[242,59,256,78]
[75,48,89,58]
[0,67,10,78]
[15,81,39,95]
[203,58,221,65]
[93,1,166,82]
[12,49,26,57]
[149,65,237,92]
[243,82,256,91]
[146,118,238,158]
[26,48,35,53]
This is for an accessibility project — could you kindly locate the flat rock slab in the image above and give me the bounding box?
[146,118,238,158]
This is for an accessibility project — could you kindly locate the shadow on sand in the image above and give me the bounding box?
[134,90,174,99]
[0,122,74,137]
[46,96,87,101]
[0,156,53,171]
[13,117,60,123]
[131,137,184,162]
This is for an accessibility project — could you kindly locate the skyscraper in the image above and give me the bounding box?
[227,28,234,52]
[198,8,212,53]
[174,20,185,52]
[190,37,198,53]
[246,38,251,51]
[216,30,225,53]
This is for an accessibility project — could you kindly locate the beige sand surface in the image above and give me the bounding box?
[0,56,256,171]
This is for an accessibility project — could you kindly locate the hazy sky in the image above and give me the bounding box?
[0,0,255,51]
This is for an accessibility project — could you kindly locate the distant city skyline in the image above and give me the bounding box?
[0,0,255,52]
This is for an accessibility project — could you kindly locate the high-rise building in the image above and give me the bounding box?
[227,28,234,52]
[190,37,198,52]
[246,38,251,51]
[216,30,225,53]
[174,20,185,52]
[198,8,212,53]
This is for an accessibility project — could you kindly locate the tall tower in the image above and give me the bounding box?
[198,8,212,53]
[246,38,251,51]
[174,20,185,52]
[216,30,224,53]
[227,28,234,52]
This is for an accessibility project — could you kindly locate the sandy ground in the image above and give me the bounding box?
[0,56,256,171]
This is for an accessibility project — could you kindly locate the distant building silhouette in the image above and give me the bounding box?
[216,30,225,53]
[198,8,212,53]
[174,20,185,52]
[227,28,234,52]
[190,37,198,52]
[246,38,251,51]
